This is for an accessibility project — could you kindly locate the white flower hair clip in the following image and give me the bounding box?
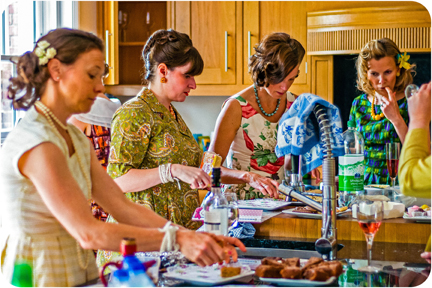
[34,40,57,66]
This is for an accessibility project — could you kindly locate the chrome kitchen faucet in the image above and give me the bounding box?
[278,104,338,260]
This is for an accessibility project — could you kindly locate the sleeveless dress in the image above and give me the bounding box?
[222,93,295,200]
[348,94,409,185]
[0,107,98,287]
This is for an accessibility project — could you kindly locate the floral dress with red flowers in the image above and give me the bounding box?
[222,94,295,200]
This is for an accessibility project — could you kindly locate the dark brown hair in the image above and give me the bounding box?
[356,37,416,95]
[8,28,104,110]
[141,29,204,85]
[249,32,305,87]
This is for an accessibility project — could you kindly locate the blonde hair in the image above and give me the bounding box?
[356,38,415,95]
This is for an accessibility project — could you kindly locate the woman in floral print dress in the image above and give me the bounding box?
[97,29,212,267]
[209,32,318,200]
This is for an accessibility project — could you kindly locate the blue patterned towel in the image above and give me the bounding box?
[275,93,344,175]
[196,221,255,239]
[228,221,256,239]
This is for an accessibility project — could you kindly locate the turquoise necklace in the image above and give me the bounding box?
[253,85,281,117]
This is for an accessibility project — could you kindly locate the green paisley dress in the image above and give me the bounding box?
[96,88,202,268]
[348,94,409,185]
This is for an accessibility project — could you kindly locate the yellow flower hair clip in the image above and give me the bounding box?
[397,52,411,70]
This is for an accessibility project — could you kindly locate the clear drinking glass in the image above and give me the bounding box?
[357,198,384,273]
[224,192,239,227]
[405,84,419,100]
[386,143,400,188]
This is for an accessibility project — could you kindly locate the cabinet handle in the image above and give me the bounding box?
[248,31,251,60]
[225,31,228,72]
[105,30,110,67]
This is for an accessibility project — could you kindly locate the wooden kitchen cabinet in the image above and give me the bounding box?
[99,1,168,86]
[243,1,309,91]
[173,1,310,96]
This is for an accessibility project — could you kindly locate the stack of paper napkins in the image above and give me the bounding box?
[352,201,405,219]
[383,202,405,219]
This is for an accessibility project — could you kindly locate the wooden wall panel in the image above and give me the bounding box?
[307,6,431,55]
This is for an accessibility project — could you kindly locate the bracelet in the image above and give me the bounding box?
[159,163,181,189]
[158,221,180,253]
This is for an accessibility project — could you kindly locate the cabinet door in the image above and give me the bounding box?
[243,1,259,85]
[255,2,308,88]
[311,55,334,103]
[102,1,119,85]
[185,1,237,85]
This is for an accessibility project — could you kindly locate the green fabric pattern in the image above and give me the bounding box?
[96,88,202,269]
[348,94,409,185]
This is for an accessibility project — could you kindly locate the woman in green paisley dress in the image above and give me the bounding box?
[97,29,212,267]
[349,38,414,185]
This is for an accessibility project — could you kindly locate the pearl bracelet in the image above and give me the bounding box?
[158,221,180,253]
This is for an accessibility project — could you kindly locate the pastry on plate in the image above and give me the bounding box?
[220,266,241,278]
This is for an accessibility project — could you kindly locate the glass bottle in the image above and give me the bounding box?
[202,168,229,236]
[338,120,365,205]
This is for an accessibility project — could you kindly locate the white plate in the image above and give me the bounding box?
[237,199,291,210]
[282,208,351,219]
[260,276,337,286]
[163,263,254,286]
[403,213,431,222]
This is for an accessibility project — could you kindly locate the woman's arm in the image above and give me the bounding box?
[209,98,279,197]
[398,82,431,197]
[18,142,244,266]
[112,164,210,193]
[382,88,408,144]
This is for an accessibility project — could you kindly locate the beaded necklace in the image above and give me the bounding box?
[253,85,281,117]
[370,94,385,121]
[34,101,91,270]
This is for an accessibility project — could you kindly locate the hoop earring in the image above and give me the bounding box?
[161,77,167,83]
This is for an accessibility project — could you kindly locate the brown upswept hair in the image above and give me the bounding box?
[249,32,305,87]
[356,38,416,96]
[7,28,105,110]
[141,29,204,85]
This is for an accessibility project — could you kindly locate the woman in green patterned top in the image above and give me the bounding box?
[349,38,415,185]
[97,29,211,267]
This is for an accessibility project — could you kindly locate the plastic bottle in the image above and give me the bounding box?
[120,238,155,287]
[338,120,365,203]
[127,262,155,287]
[11,261,33,287]
[109,270,130,287]
[202,167,229,236]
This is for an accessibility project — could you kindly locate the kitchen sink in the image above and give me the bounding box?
[236,238,344,259]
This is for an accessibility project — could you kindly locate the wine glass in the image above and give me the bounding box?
[405,84,419,100]
[386,143,400,188]
[357,198,384,273]
[224,192,239,228]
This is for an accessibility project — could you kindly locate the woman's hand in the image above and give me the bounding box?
[245,172,280,198]
[382,87,403,123]
[171,164,211,189]
[311,168,321,183]
[176,230,246,267]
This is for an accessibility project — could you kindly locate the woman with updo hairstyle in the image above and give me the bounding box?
[96,28,212,267]
[209,32,317,200]
[1,28,245,287]
[349,37,415,185]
